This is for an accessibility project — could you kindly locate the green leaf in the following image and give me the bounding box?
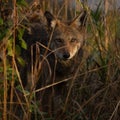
[16,85,30,95]
[17,0,28,7]
[17,27,27,49]
[17,56,25,66]
[21,39,27,49]
[0,18,3,25]
[15,44,21,56]
[18,27,25,37]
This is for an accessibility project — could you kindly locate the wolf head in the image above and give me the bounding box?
[44,11,87,60]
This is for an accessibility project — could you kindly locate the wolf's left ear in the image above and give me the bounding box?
[44,11,56,28]
[70,11,87,28]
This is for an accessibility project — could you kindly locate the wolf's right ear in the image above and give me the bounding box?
[70,11,87,28]
[44,11,57,28]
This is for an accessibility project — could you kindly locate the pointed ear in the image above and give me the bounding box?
[71,11,87,28]
[44,11,56,28]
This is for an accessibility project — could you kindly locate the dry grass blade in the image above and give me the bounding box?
[3,47,7,120]
[0,0,120,120]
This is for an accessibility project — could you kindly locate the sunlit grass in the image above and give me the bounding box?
[0,0,120,120]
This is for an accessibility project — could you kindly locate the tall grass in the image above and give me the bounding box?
[0,0,120,120]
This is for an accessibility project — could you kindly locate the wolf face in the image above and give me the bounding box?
[45,11,86,60]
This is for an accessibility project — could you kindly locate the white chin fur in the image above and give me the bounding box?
[69,46,79,59]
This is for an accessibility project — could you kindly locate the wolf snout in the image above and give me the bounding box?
[63,52,70,60]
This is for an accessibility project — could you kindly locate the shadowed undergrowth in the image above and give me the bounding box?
[0,0,120,120]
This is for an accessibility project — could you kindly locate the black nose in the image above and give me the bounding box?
[63,52,70,59]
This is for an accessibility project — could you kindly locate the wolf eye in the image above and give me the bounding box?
[55,38,63,43]
[71,38,77,42]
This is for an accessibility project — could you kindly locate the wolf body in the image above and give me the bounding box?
[17,9,86,117]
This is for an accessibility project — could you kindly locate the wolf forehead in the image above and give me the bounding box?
[45,13,86,43]
[52,24,84,42]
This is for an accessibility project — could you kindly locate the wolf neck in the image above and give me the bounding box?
[56,58,75,77]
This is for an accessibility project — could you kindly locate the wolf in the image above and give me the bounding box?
[17,7,87,118]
